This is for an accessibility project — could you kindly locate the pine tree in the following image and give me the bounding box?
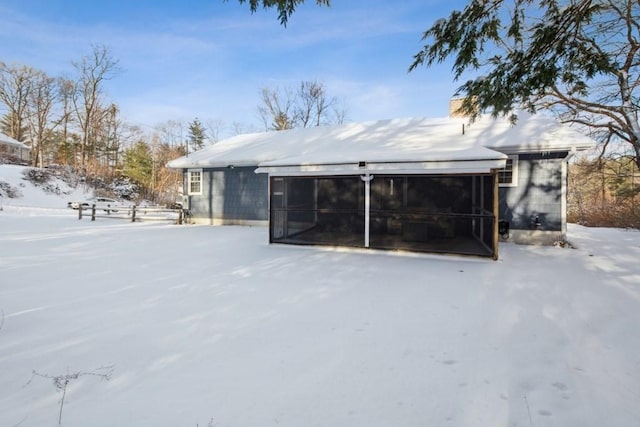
[409,0,640,169]
[233,0,330,26]
[187,117,207,152]
[122,140,153,192]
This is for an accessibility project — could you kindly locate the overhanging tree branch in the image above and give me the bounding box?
[409,0,640,169]
[230,0,330,26]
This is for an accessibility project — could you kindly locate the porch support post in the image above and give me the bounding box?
[361,174,374,248]
[561,158,568,239]
[492,171,499,260]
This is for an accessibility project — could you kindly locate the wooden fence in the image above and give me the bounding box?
[77,204,186,224]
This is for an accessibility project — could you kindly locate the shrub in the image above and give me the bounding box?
[568,157,640,229]
[22,167,51,184]
[109,177,139,201]
[21,167,70,196]
[0,179,22,198]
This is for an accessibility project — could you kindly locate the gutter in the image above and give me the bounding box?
[564,146,578,162]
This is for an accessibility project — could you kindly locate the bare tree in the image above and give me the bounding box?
[98,103,125,170]
[258,85,295,130]
[148,132,183,202]
[205,118,226,143]
[0,63,39,142]
[55,77,77,165]
[25,70,60,167]
[71,45,121,170]
[258,80,347,131]
[230,120,257,136]
[156,119,186,150]
[296,80,334,127]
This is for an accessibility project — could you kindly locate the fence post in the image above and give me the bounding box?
[178,208,183,225]
[78,205,82,220]
[91,204,96,221]
[132,205,136,222]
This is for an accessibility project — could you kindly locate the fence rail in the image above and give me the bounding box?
[77,204,185,224]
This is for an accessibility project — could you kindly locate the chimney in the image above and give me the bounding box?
[449,97,466,118]
[449,97,478,118]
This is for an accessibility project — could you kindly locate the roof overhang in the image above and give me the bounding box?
[0,133,30,150]
[255,158,507,177]
[166,113,595,171]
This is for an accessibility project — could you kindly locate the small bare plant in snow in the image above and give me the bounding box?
[27,365,114,425]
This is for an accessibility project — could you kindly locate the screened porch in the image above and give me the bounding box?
[269,174,498,258]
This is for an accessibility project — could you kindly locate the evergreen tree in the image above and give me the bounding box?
[409,0,640,169]
[122,140,153,191]
[187,117,207,152]
[232,0,330,26]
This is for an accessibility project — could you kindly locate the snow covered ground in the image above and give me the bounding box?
[1,164,639,427]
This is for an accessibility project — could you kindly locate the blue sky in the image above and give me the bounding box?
[1,0,469,137]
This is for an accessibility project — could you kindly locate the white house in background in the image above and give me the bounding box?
[168,107,595,259]
[0,132,30,164]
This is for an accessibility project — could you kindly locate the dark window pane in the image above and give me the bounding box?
[498,158,513,184]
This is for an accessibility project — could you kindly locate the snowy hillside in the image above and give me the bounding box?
[1,164,639,427]
[0,164,92,211]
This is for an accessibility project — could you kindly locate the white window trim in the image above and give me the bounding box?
[187,168,203,195]
[498,155,519,187]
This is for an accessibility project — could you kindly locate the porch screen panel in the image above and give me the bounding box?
[270,176,365,247]
[369,175,495,257]
[270,178,285,239]
[481,175,496,250]
[471,175,497,253]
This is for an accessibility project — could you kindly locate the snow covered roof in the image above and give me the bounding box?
[167,113,595,174]
[0,132,30,149]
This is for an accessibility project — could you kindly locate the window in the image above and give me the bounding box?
[187,169,202,195]
[498,155,518,187]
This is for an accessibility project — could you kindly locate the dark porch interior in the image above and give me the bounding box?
[270,175,496,257]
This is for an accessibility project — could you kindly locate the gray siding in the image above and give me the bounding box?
[185,166,268,222]
[182,154,569,246]
[499,152,567,231]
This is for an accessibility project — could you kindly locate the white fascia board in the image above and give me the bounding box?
[168,159,258,169]
[255,159,506,176]
[255,163,359,176]
[487,141,596,154]
[367,159,506,172]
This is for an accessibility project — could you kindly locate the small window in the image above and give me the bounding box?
[187,169,202,195]
[498,155,518,187]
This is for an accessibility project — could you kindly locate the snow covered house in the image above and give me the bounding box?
[168,110,594,258]
[0,132,30,164]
